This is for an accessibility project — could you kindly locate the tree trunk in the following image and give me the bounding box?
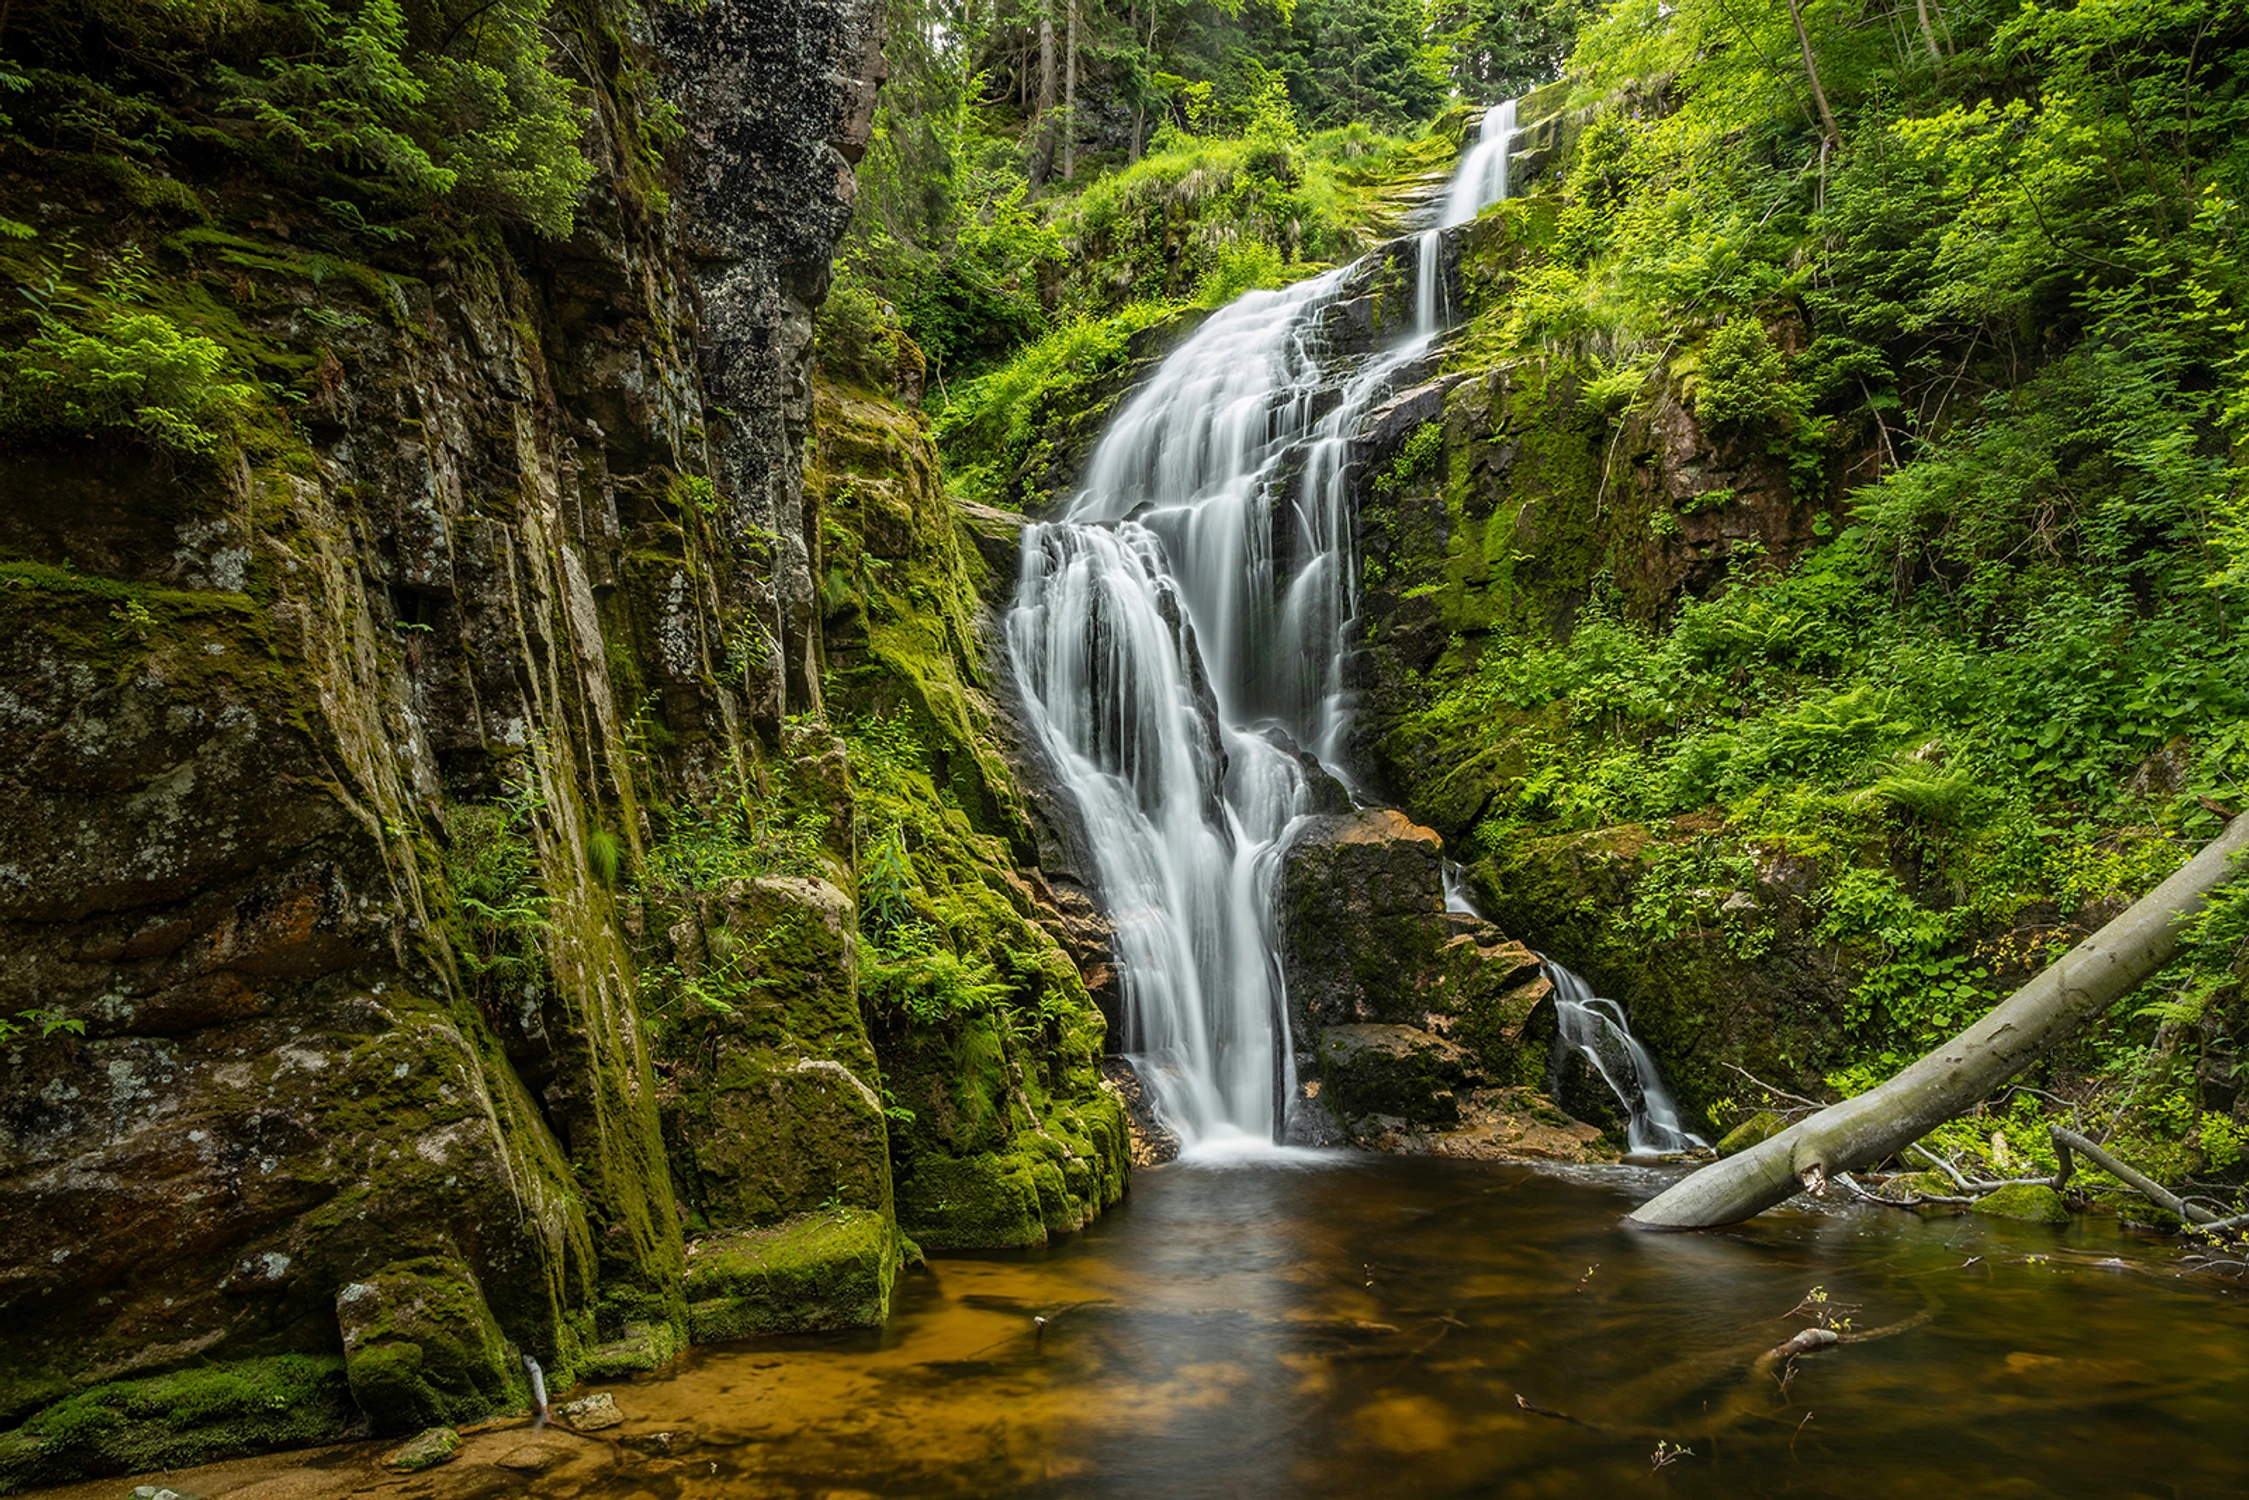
[1914,0,1945,65]
[1029,4,1058,186]
[1626,815,2249,1230]
[1063,0,1078,181]
[1786,0,1843,146]
[1129,2,1144,162]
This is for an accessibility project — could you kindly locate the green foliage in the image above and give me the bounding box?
[443,763,552,1010]
[2,247,263,454]
[586,826,624,889]
[1391,0,2249,1126]
[932,297,1183,503]
[0,1007,89,1045]
[840,0,1465,390]
[843,711,1061,1034]
[11,0,594,239]
[642,793,830,893]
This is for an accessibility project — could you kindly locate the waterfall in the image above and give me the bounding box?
[1415,99,1520,333]
[1543,960,1706,1156]
[1006,103,1523,1151]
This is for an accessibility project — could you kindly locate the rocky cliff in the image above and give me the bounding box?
[0,0,1121,1487]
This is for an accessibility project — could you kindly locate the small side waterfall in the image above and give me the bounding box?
[1543,961,1706,1155]
[1008,103,1525,1151]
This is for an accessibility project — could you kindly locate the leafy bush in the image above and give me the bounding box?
[1,247,261,454]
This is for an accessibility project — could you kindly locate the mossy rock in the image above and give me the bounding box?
[1970,1184,2072,1224]
[683,1210,897,1343]
[1276,809,1450,1033]
[895,1150,1049,1250]
[1715,1110,1788,1157]
[0,1355,352,1493]
[385,1426,461,1472]
[1319,1024,1477,1127]
[1879,1170,1963,1202]
[335,1258,525,1434]
[579,1321,682,1380]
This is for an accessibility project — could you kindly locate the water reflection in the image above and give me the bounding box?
[44,1158,2249,1500]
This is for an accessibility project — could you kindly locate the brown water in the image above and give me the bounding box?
[52,1155,2249,1500]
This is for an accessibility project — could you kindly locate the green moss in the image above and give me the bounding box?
[1970,1184,2072,1225]
[894,1150,1049,1250]
[0,1355,352,1494]
[1715,1110,1788,1157]
[1880,1170,1961,1201]
[336,1258,526,1434]
[683,1210,898,1342]
[385,1426,461,1472]
[578,1322,683,1381]
[1318,1025,1473,1126]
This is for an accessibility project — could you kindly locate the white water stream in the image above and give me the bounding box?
[1416,98,1517,333]
[1443,861,1700,1155]
[1006,104,1524,1150]
[1545,962,1707,1155]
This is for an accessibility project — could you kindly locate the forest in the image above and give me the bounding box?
[0,0,2246,1492]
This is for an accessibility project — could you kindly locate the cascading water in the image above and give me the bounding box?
[1006,102,1525,1151]
[1416,98,1518,333]
[1543,960,1706,1155]
[1448,861,1700,1154]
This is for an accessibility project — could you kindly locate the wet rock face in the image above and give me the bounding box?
[656,875,894,1236]
[1318,1024,1475,1126]
[657,0,884,724]
[1274,809,1599,1155]
[0,0,892,1478]
[1276,809,1450,1035]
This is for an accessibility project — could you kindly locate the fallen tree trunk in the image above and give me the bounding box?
[2051,1126,2218,1226]
[1627,815,2249,1230]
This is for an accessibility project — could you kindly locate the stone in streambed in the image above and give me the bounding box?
[1318,1024,1475,1126]
[335,1259,524,1432]
[1353,1086,1610,1163]
[581,1321,681,1380]
[384,1426,460,1472]
[1970,1184,2072,1224]
[559,1392,624,1432]
[1715,1110,1788,1157]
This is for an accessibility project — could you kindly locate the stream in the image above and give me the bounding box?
[55,1157,2249,1499]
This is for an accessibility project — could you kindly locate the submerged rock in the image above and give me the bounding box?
[384,1427,460,1472]
[558,1392,624,1433]
[1351,1087,1610,1163]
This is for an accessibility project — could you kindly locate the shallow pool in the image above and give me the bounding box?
[46,1155,2249,1499]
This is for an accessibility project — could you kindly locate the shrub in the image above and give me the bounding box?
[1,248,261,455]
